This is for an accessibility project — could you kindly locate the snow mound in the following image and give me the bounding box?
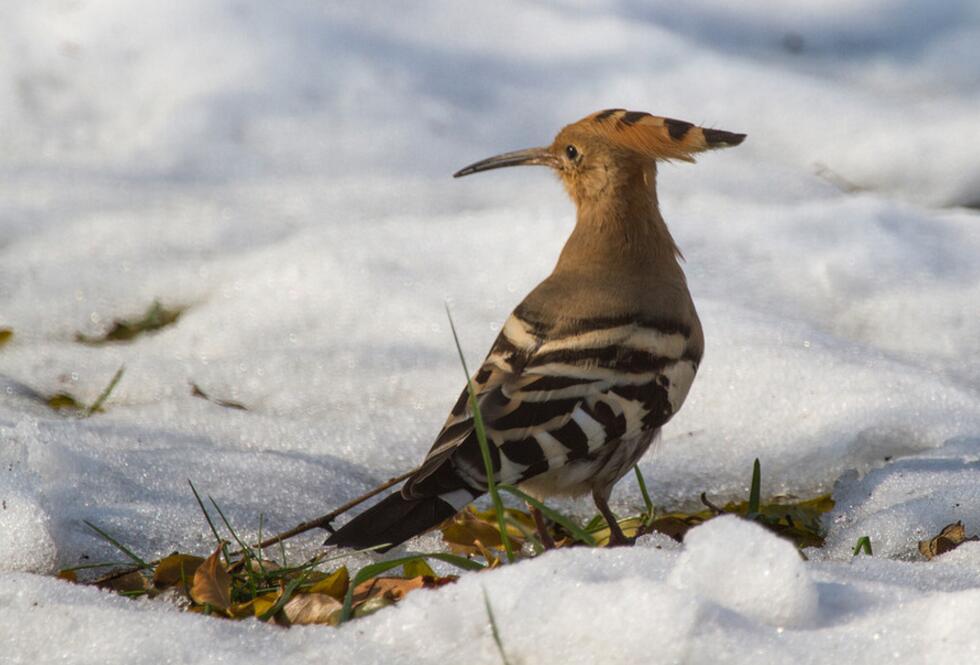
[669,515,818,626]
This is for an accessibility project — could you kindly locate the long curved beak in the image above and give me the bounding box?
[453,147,556,178]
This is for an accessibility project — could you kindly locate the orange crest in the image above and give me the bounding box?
[569,109,745,162]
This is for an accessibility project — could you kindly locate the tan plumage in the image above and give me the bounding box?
[326,109,745,550]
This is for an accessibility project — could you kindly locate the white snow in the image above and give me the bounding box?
[1,1,980,663]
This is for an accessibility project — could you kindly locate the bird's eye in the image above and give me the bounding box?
[565,145,579,160]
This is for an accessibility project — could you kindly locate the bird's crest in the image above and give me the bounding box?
[573,109,746,163]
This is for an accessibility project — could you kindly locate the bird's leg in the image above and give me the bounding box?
[528,503,558,550]
[593,490,634,547]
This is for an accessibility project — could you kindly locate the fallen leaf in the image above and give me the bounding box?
[0,328,12,348]
[96,570,148,594]
[76,301,184,345]
[307,566,349,600]
[919,521,979,560]
[645,516,695,541]
[252,591,281,619]
[441,507,526,555]
[402,559,436,579]
[352,593,396,618]
[57,569,78,583]
[283,592,343,625]
[190,547,232,611]
[153,553,205,592]
[352,575,425,604]
[46,392,85,412]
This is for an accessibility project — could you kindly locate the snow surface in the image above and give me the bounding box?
[1,1,979,663]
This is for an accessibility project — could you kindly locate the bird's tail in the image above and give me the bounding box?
[324,492,461,552]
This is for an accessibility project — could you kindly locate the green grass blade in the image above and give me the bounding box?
[445,305,515,563]
[83,520,149,569]
[497,485,596,546]
[748,458,761,514]
[85,364,125,417]
[340,553,483,623]
[483,586,512,665]
[852,536,873,556]
[634,465,655,527]
[208,495,262,598]
[187,480,228,564]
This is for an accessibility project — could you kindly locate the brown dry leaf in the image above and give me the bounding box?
[283,592,344,626]
[919,521,979,560]
[96,570,148,593]
[190,547,232,611]
[349,575,458,618]
[307,566,349,600]
[57,569,78,583]
[352,575,426,603]
[441,507,525,555]
[648,516,702,542]
[0,328,12,348]
[153,553,205,592]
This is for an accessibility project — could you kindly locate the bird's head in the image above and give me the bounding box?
[454,109,745,207]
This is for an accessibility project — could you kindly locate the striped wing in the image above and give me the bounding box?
[403,311,699,499]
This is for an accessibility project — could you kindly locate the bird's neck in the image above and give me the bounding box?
[555,165,683,277]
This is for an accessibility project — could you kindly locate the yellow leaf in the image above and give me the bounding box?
[252,592,280,618]
[283,592,344,626]
[228,601,253,618]
[153,553,205,592]
[307,566,349,600]
[190,546,232,611]
[403,559,436,579]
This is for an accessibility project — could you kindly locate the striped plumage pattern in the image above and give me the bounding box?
[325,108,743,551]
[405,309,699,503]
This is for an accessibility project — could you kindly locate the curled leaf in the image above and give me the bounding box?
[190,547,231,611]
[153,553,205,592]
[919,521,979,560]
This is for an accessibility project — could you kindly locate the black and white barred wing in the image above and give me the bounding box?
[403,313,698,503]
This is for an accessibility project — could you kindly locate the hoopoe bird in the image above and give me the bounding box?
[326,109,745,550]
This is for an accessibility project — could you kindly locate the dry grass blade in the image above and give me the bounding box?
[190,382,247,410]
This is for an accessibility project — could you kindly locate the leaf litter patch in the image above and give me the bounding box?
[59,461,836,627]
